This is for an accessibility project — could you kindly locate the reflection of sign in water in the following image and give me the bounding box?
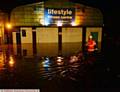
[44,8,75,25]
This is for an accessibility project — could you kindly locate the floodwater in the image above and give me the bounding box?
[0,41,120,92]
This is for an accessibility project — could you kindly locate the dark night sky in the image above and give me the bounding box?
[0,0,119,35]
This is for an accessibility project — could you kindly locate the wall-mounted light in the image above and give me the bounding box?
[40,19,44,25]
[6,23,12,29]
[71,22,77,26]
[57,21,62,26]
[44,21,50,26]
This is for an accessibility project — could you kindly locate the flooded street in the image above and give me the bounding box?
[0,41,120,92]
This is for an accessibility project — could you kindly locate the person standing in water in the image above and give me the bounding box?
[86,35,97,52]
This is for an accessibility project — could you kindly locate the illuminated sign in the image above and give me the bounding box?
[44,8,75,25]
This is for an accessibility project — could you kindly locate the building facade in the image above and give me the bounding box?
[10,0,103,56]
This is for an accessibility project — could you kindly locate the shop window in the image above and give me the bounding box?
[22,30,26,37]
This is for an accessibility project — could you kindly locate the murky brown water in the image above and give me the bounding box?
[0,43,105,91]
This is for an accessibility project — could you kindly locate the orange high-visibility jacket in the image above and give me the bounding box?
[87,40,96,52]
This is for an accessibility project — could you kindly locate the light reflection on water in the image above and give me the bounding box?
[0,52,5,71]
[0,43,101,88]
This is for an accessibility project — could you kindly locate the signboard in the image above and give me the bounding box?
[44,8,75,25]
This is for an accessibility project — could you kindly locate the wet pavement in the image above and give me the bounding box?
[0,40,120,92]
